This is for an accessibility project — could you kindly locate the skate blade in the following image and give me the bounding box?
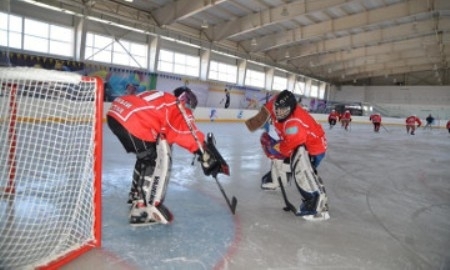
[129,219,159,227]
[261,187,279,191]
[302,211,330,221]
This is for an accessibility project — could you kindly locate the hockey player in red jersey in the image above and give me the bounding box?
[245,90,329,221]
[328,109,339,129]
[405,115,422,135]
[107,87,220,225]
[369,113,382,133]
[250,92,327,191]
[341,110,352,130]
[446,120,450,133]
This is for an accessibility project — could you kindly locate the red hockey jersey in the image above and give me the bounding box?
[107,90,205,153]
[265,97,326,157]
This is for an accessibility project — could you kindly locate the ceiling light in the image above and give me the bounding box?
[124,0,133,2]
[281,7,289,16]
[251,38,257,46]
[201,20,209,29]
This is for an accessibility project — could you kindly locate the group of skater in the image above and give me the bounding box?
[106,85,449,226]
[328,109,450,135]
[107,87,331,225]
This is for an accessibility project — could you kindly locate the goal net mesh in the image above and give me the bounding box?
[0,67,103,269]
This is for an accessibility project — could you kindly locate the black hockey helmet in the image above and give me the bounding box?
[274,90,296,121]
[173,86,198,110]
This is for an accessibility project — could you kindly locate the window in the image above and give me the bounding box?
[310,84,319,98]
[318,82,326,99]
[272,76,287,91]
[294,80,305,95]
[0,12,22,49]
[23,18,73,57]
[86,33,112,63]
[158,49,199,77]
[85,32,148,68]
[113,40,147,68]
[209,60,237,83]
[245,69,265,88]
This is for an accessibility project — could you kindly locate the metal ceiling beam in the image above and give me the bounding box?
[153,0,228,26]
[249,0,449,53]
[269,17,450,61]
[207,0,361,41]
[290,35,443,67]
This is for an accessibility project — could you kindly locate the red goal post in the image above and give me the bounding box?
[0,67,103,269]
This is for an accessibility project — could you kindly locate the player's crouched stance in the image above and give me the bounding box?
[260,133,329,221]
[246,90,329,221]
[107,87,219,225]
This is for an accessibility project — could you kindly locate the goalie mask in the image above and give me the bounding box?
[174,86,198,110]
[274,90,296,121]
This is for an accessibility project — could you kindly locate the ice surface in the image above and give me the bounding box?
[62,122,450,270]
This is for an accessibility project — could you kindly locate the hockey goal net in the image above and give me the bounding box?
[0,67,103,269]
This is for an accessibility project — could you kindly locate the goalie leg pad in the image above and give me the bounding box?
[134,147,156,203]
[291,146,329,218]
[291,146,320,193]
[261,159,291,190]
[144,138,172,206]
[127,166,141,204]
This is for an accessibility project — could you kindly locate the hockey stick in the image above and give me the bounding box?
[177,102,237,215]
[381,124,390,133]
[277,176,296,214]
[213,174,237,214]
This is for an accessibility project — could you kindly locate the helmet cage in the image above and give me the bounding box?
[274,106,291,121]
[274,90,296,121]
[178,90,198,110]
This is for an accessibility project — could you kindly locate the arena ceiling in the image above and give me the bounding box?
[26,0,450,86]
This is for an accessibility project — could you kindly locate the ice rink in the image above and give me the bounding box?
[63,121,450,270]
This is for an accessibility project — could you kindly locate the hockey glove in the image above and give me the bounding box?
[197,145,220,176]
[260,132,284,160]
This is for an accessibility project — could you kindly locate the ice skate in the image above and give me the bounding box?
[302,210,330,221]
[127,190,139,204]
[129,200,157,226]
[129,200,156,225]
[129,200,173,226]
[296,192,330,221]
[261,171,279,190]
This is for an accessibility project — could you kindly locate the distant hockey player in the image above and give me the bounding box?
[341,110,352,130]
[447,120,450,133]
[223,88,230,109]
[369,113,382,133]
[245,90,329,221]
[107,87,220,225]
[328,109,339,129]
[405,115,422,135]
[424,114,434,130]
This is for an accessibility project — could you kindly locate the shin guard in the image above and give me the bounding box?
[261,159,291,190]
[143,137,172,206]
[291,146,328,215]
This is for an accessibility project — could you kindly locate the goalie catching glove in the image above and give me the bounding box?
[260,132,284,160]
[197,144,220,176]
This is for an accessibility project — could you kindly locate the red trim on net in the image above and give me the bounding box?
[37,76,104,269]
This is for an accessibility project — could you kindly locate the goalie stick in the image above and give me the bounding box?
[177,102,237,215]
[277,176,296,214]
[205,133,237,214]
